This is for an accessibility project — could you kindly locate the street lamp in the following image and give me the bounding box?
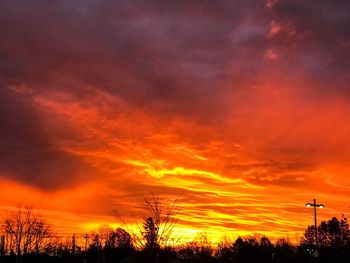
[305,198,324,257]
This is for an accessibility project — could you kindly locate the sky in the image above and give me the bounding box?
[1,0,350,243]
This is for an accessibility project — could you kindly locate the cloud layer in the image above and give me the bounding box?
[1,0,350,241]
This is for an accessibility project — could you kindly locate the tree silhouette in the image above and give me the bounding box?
[301,216,350,248]
[114,193,180,249]
[115,228,133,249]
[143,217,160,251]
[300,225,316,248]
[144,193,180,247]
[97,225,116,248]
[319,216,350,248]
[2,207,53,262]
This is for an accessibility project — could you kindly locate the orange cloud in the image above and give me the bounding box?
[1,0,350,245]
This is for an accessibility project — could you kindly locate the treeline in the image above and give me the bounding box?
[1,197,350,263]
[2,225,350,263]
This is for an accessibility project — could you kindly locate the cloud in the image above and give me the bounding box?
[0,0,350,240]
[0,88,98,189]
[0,0,271,125]
[268,0,350,92]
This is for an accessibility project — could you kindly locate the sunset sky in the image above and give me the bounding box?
[1,0,350,243]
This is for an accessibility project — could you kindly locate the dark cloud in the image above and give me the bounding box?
[0,0,270,124]
[1,0,350,191]
[1,0,349,105]
[269,0,350,93]
[0,88,95,189]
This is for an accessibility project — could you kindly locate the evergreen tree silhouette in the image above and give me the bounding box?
[143,217,160,251]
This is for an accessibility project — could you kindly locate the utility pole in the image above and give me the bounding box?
[82,234,90,251]
[71,234,76,254]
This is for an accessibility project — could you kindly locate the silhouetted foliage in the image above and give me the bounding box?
[114,193,180,250]
[1,210,350,263]
[229,236,274,263]
[300,215,350,263]
[115,228,133,249]
[2,207,53,263]
[177,241,214,263]
[273,239,297,263]
[143,217,159,252]
[301,215,350,249]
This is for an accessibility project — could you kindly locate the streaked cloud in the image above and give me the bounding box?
[0,0,350,242]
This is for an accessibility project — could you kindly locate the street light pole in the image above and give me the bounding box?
[305,198,324,259]
[313,199,318,248]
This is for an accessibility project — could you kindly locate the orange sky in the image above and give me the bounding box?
[1,0,350,244]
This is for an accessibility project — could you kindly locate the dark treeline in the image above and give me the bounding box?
[2,197,350,263]
[1,214,350,263]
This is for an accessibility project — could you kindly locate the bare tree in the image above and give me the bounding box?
[2,207,53,262]
[96,225,133,249]
[98,225,116,248]
[115,228,133,248]
[114,193,180,249]
[144,193,180,247]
